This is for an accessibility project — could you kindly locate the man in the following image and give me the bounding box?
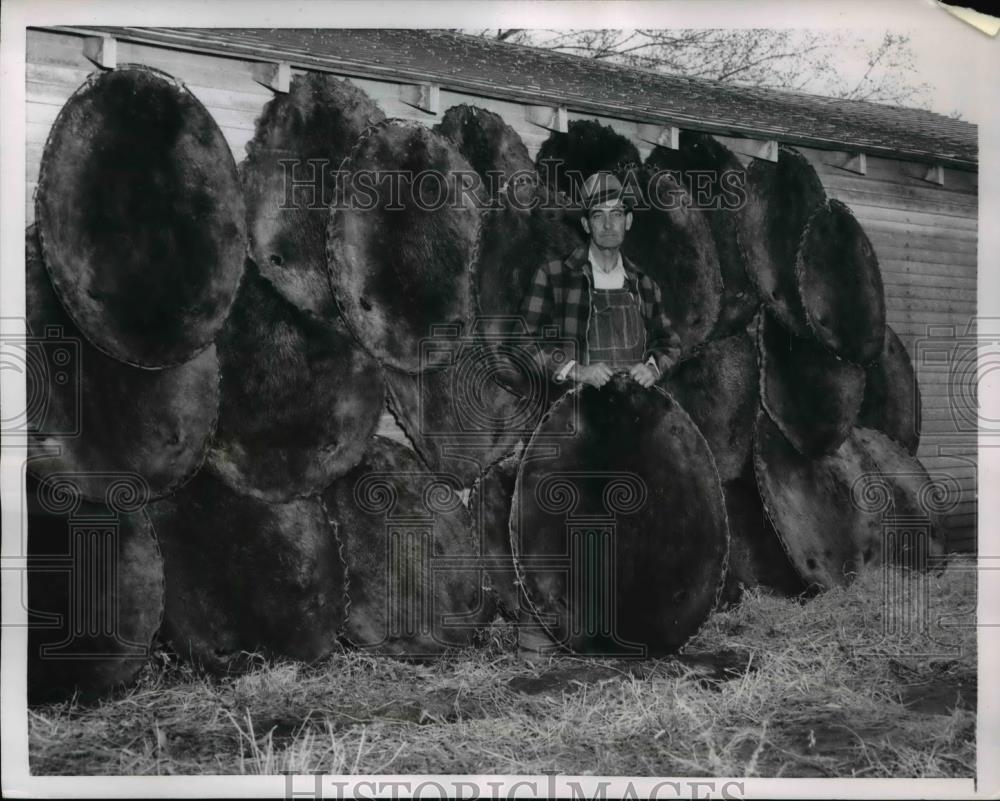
[515,171,682,660]
[521,171,682,389]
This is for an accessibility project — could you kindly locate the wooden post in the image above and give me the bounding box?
[714,134,779,165]
[924,164,945,186]
[399,82,441,114]
[526,105,568,133]
[252,61,291,93]
[83,35,117,69]
[841,153,868,175]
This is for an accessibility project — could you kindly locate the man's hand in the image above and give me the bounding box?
[629,362,659,388]
[573,363,614,388]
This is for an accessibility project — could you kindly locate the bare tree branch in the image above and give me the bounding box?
[467,28,931,109]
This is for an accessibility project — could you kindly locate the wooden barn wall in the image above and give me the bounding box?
[25,29,979,551]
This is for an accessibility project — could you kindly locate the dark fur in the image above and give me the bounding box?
[36,65,246,367]
[646,133,759,337]
[623,169,722,356]
[467,450,522,619]
[534,119,642,199]
[321,437,491,655]
[208,260,384,502]
[382,362,532,487]
[472,188,582,398]
[754,412,885,590]
[147,469,346,674]
[475,189,582,323]
[720,470,807,600]
[758,310,865,456]
[853,428,947,568]
[736,145,826,337]
[327,121,481,372]
[27,474,163,703]
[512,380,729,656]
[435,104,534,189]
[242,72,385,319]
[796,199,886,364]
[858,325,922,455]
[25,226,219,501]
[663,331,758,481]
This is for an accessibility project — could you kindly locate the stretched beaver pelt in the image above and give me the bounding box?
[25,226,219,502]
[663,331,758,482]
[754,412,885,591]
[242,72,385,319]
[796,199,886,365]
[853,427,947,570]
[321,436,492,655]
[35,65,246,368]
[736,145,826,337]
[858,325,922,456]
[646,133,759,337]
[721,469,807,600]
[467,449,523,619]
[208,259,384,502]
[623,169,722,356]
[383,362,535,488]
[328,120,481,373]
[758,309,865,457]
[512,379,729,657]
[27,474,164,703]
[535,119,642,200]
[435,104,535,197]
[148,469,347,674]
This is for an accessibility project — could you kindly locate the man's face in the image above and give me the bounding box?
[581,200,632,250]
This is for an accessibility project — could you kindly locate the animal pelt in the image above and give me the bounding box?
[382,360,537,488]
[758,309,865,457]
[475,188,582,325]
[321,436,492,655]
[147,469,346,674]
[27,473,164,703]
[512,378,729,657]
[858,326,922,455]
[25,226,219,502]
[35,64,246,368]
[735,145,826,337]
[208,259,384,502]
[534,119,642,201]
[646,133,759,337]
[623,169,723,356]
[327,120,481,373]
[852,427,947,570]
[472,186,582,398]
[242,72,385,319]
[434,104,535,198]
[720,469,807,602]
[663,331,758,482]
[753,411,884,591]
[467,449,523,619]
[796,199,886,365]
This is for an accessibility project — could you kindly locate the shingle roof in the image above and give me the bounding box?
[68,26,977,170]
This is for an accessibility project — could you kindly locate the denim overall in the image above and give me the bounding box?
[586,286,647,368]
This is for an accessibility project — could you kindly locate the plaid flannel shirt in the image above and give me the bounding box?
[520,245,682,382]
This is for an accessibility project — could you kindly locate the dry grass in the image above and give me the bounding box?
[28,557,976,777]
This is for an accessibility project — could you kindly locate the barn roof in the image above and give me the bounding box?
[67,26,978,170]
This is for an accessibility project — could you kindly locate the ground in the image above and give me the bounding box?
[28,557,976,777]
